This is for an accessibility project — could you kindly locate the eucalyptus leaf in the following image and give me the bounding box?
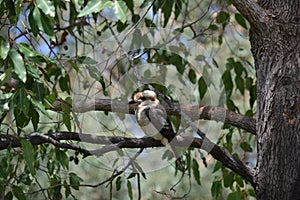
[18,43,38,57]
[9,49,26,83]
[78,0,111,17]
[113,0,127,23]
[21,140,36,176]
[0,37,10,59]
[36,0,55,17]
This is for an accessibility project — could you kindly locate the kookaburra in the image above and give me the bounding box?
[129,90,183,168]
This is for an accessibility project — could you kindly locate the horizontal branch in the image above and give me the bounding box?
[0,132,255,186]
[67,98,256,135]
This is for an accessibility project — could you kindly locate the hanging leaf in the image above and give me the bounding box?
[223,170,234,188]
[21,140,36,176]
[113,1,127,23]
[28,9,39,37]
[56,149,69,170]
[211,180,222,200]
[198,77,207,99]
[40,11,55,40]
[216,11,229,24]
[0,68,12,86]
[162,0,173,27]
[8,49,26,83]
[222,70,233,98]
[13,87,30,116]
[235,76,244,95]
[116,176,122,191]
[192,159,201,185]
[0,36,10,59]
[127,180,133,200]
[235,13,248,29]
[240,142,253,152]
[36,0,55,17]
[132,161,147,179]
[78,0,112,17]
[62,102,71,131]
[188,69,197,84]
[69,172,83,190]
[18,43,38,57]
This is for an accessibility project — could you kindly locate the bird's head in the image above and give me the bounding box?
[129,90,158,107]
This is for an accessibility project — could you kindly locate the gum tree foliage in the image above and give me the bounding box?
[0,0,298,199]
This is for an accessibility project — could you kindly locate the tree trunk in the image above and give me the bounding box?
[250,0,300,199]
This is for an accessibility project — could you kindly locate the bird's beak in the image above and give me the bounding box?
[129,100,140,106]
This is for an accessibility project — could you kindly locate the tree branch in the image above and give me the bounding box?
[68,98,256,134]
[0,132,255,186]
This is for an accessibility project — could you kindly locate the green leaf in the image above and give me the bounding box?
[235,76,244,95]
[222,70,233,98]
[40,11,55,40]
[62,102,71,131]
[59,75,70,93]
[13,87,30,116]
[56,149,69,170]
[192,159,201,185]
[227,191,243,200]
[127,173,136,179]
[113,1,127,23]
[21,140,36,176]
[132,161,147,179]
[211,180,222,200]
[36,0,55,17]
[0,68,12,86]
[19,173,33,185]
[69,172,83,190]
[12,185,26,200]
[188,69,197,84]
[198,77,207,99]
[223,170,234,188]
[9,49,26,83]
[5,191,13,200]
[226,99,239,112]
[32,82,47,101]
[30,98,52,119]
[116,176,122,191]
[30,108,39,131]
[18,43,38,57]
[33,7,43,31]
[78,0,111,17]
[127,180,133,200]
[0,36,10,59]
[162,0,173,27]
[216,11,230,24]
[249,84,256,108]
[240,142,253,152]
[169,54,185,74]
[213,162,222,174]
[234,61,244,76]
[208,24,218,31]
[245,77,253,90]
[28,9,39,37]
[235,13,248,29]
[235,175,244,187]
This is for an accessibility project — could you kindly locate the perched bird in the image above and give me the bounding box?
[129,90,183,169]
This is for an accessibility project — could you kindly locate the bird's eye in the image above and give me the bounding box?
[140,97,146,101]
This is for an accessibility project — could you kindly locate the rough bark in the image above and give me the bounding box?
[249,0,300,199]
[230,0,300,198]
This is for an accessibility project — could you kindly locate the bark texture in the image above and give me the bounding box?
[249,0,300,199]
